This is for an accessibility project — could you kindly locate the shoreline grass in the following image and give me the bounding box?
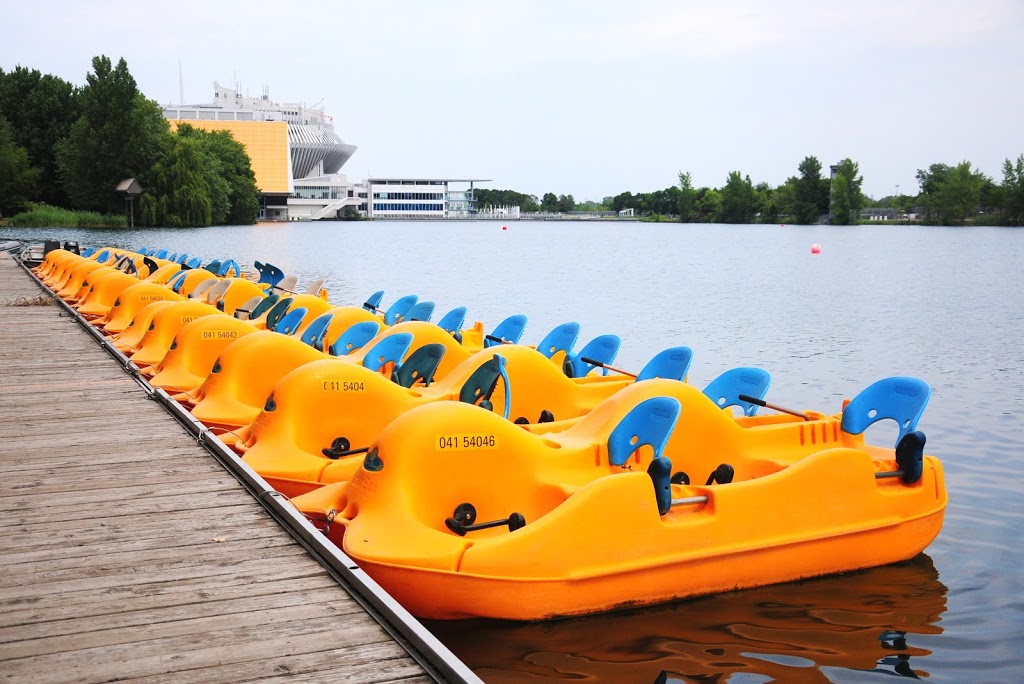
[10,206,127,228]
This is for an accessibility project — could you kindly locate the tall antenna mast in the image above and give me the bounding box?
[178,60,185,106]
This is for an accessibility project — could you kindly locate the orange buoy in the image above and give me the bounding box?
[811,244,822,254]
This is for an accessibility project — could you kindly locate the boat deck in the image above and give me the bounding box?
[0,252,465,682]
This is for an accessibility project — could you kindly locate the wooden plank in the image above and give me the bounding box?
[0,253,431,683]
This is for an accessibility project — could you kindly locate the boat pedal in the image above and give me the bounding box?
[538,409,554,423]
[705,464,734,485]
[445,509,526,536]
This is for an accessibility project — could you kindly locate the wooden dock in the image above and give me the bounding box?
[0,252,470,683]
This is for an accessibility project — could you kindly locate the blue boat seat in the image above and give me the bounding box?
[81,247,97,258]
[459,354,507,411]
[437,307,467,335]
[383,294,418,326]
[255,261,286,288]
[404,301,435,323]
[176,253,189,264]
[263,297,294,331]
[565,334,621,378]
[216,259,240,277]
[248,294,279,320]
[185,257,202,269]
[841,376,931,447]
[485,314,528,347]
[362,333,414,373]
[702,367,772,416]
[607,396,682,467]
[154,249,170,259]
[329,320,381,356]
[166,271,188,293]
[363,290,385,312]
[299,313,334,350]
[636,346,693,382]
[273,307,308,336]
[394,343,446,388]
[203,259,222,275]
[535,322,580,360]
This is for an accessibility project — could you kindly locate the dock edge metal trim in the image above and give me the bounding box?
[17,254,482,684]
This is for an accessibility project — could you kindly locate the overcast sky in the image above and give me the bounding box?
[4,0,1023,201]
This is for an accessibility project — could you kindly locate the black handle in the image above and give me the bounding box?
[738,394,767,406]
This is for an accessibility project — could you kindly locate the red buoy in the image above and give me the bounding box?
[811,244,822,254]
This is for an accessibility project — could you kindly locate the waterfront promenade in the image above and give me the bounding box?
[0,252,451,683]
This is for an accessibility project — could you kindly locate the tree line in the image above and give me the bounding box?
[0,56,258,226]
[480,154,1024,226]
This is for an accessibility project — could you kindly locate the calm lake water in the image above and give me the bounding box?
[4,220,1023,682]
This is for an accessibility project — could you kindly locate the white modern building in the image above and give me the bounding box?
[165,83,491,221]
[367,178,489,219]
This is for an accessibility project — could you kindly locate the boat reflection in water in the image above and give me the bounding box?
[428,554,946,683]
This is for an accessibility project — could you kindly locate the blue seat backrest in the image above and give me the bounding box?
[405,301,435,322]
[81,247,97,258]
[168,253,179,262]
[216,259,240,277]
[363,290,385,312]
[203,259,222,274]
[702,367,772,417]
[176,253,190,264]
[185,256,202,269]
[395,343,446,388]
[607,396,682,466]
[535,322,580,359]
[330,320,381,356]
[138,247,152,256]
[383,294,418,326]
[299,313,334,350]
[485,314,528,347]
[362,333,414,372]
[95,249,111,263]
[437,306,467,334]
[154,249,170,259]
[840,376,931,447]
[255,261,285,288]
[568,334,622,377]
[273,307,308,336]
[248,294,278,320]
[264,297,294,331]
[636,346,693,382]
[166,271,188,293]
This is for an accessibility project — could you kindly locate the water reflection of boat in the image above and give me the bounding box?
[428,554,946,683]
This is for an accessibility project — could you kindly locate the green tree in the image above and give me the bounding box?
[540,192,558,212]
[474,188,539,212]
[754,182,778,223]
[829,158,864,225]
[609,191,636,213]
[0,114,41,216]
[794,156,823,224]
[1000,154,1024,226]
[139,135,214,227]
[677,171,698,222]
[55,55,169,214]
[916,161,987,225]
[557,194,576,212]
[718,171,756,223]
[695,188,722,222]
[0,66,79,206]
[176,124,258,224]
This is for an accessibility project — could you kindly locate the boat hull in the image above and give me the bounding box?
[358,505,945,621]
